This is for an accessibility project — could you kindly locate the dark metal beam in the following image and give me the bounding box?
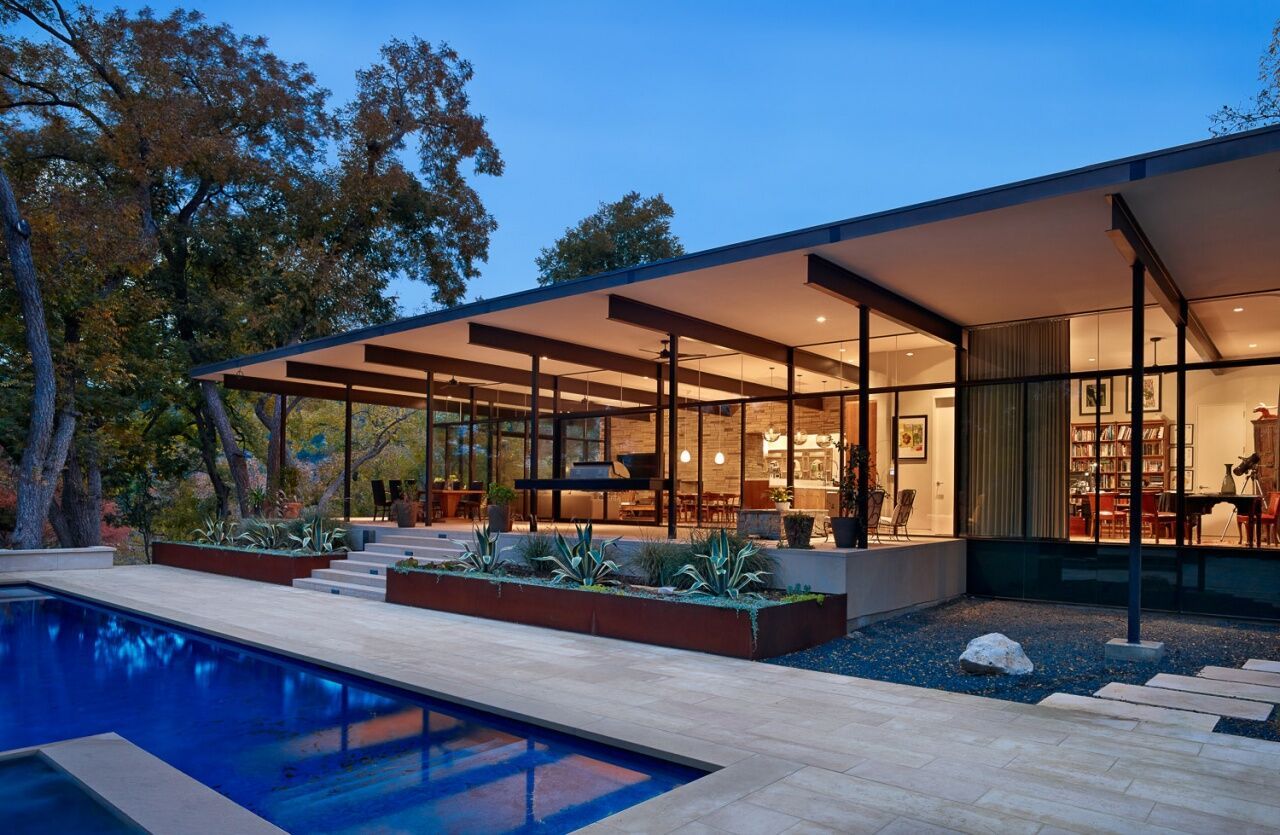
[1128,262,1144,643]
[607,294,861,383]
[805,254,964,346]
[223,374,426,410]
[364,344,657,406]
[1106,193,1223,364]
[469,322,786,398]
[667,333,678,539]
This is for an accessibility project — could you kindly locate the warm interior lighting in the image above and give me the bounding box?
[713,451,725,465]
[1089,357,1096,362]
[816,316,826,323]
[1234,307,1245,313]
[905,351,915,357]
[679,448,691,463]
[1249,343,1259,348]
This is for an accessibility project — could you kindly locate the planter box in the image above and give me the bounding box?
[153,542,338,585]
[387,570,846,659]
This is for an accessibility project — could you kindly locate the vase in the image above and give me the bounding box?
[775,501,790,513]
[1221,464,1237,496]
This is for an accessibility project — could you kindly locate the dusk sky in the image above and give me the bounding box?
[120,1,1275,313]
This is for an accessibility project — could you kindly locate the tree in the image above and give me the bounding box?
[1212,17,1280,135]
[1,3,502,530]
[536,191,683,284]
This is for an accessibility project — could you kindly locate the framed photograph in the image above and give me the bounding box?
[1080,378,1113,415]
[1182,447,1194,467]
[896,415,928,460]
[1182,469,1195,491]
[1170,423,1194,445]
[1123,374,1162,413]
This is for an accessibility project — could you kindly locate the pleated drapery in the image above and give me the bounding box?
[963,320,1070,538]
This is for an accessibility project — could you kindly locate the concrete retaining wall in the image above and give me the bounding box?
[0,546,114,572]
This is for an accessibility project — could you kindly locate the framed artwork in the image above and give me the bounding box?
[1169,423,1195,445]
[896,415,928,460]
[1080,379,1113,415]
[1124,374,1162,413]
[1182,447,1194,467]
[1182,469,1195,491]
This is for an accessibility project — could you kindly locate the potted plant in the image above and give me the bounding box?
[277,466,303,519]
[782,512,814,549]
[391,496,419,527]
[768,486,792,513]
[831,441,870,548]
[448,473,461,490]
[486,484,517,533]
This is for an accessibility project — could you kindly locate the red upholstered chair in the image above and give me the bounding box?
[1238,492,1280,546]
[1086,493,1120,538]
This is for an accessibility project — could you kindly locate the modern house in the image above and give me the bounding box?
[193,125,1280,623]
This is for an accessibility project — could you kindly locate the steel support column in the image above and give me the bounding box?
[786,350,796,495]
[1128,262,1145,644]
[343,385,352,522]
[530,355,541,533]
[424,372,434,527]
[668,333,679,539]
[1176,307,1187,547]
[858,305,871,548]
[654,368,664,527]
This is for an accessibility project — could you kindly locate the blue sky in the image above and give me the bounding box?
[123,1,1274,312]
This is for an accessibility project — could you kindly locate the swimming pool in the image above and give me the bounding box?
[0,586,700,832]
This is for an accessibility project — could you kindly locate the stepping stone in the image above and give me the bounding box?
[1146,673,1280,705]
[1198,665,1280,688]
[1094,682,1273,721]
[1243,659,1280,673]
[1038,692,1219,731]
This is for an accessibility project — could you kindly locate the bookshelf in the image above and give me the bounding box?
[1070,419,1169,492]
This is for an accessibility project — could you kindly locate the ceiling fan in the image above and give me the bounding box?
[641,338,707,360]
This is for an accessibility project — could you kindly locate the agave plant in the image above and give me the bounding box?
[451,523,511,574]
[538,521,621,586]
[191,516,237,546]
[238,519,292,551]
[676,529,770,599]
[289,518,347,554]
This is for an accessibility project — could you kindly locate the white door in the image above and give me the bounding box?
[931,397,955,535]
[1197,403,1248,542]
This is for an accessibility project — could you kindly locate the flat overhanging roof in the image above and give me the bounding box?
[194,125,1280,407]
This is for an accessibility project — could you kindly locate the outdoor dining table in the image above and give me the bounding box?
[415,488,484,519]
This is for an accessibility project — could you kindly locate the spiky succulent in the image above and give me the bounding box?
[538,521,621,586]
[452,523,510,574]
[191,516,237,546]
[676,529,770,599]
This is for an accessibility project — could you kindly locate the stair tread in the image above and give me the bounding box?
[1038,692,1219,731]
[1094,682,1273,721]
[1243,659,1280,673]
[311,568,386,588]
[292,577,385,601]
[1146,672,1280,705]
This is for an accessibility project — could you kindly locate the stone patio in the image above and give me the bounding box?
[10,565,1280,834]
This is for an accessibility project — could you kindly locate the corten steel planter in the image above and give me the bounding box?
[153,542,338,585]
[387,570,847,659]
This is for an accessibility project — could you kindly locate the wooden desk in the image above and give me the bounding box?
[417,489,483,518]
[1163,492,1265,548]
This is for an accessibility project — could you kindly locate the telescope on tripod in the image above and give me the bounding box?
[1235,452,1263,495]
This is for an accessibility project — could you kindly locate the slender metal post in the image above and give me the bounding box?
[654,366,664,527]
[1175,306,1187,547]
[786,350,796,494]
[467,387,476,486]
[530,355,540,533]
[1128,262,1145,644]
[668,333,679,539]
[277,395,288,479]
[739,405,746,504]
[858,305,871,548]
[551,377,562,521]
[343,385,352,522]
[696,406,704,525]
[424,372,434,526]
[488,392,497,486]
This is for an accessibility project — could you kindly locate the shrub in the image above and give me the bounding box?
[486,483,517,507]
[540,521,621,586]
[191,516,237,546]
[686,528,774,589]
[515,532,555,576]
[633,534,690,587]
[677,528,771,599]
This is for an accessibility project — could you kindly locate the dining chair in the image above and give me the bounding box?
[370,480,392,521]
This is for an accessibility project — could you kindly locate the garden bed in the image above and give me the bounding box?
[386,568,846,659]
[153,541,339,585]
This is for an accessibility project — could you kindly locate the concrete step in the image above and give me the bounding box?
[1038,693,1219,731]
[1243,659,1280,673]
[311,568,387,589]
[330,559,391,577]
[1146,672,1280,705]
[378,533,466,547]
[1197,665,1280,689]
[365,544,465,562]
[1094,682,1273,721]
[292,577,385,601]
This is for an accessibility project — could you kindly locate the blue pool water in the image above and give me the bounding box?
[0,587,699,833]
[0,755,141,834]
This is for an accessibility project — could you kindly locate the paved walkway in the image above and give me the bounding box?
[13,566,1280,834]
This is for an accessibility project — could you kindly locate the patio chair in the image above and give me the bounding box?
[389,480,404,504]
[879,489,916,540]
[371,480,393,521]
[456,481,484,520]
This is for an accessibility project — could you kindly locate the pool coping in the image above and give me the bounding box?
[0,732,283,834]
[2,573,782,832]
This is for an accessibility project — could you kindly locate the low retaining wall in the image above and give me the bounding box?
[770,539,966,628]
[0,546,114,572]
[153,542,337,585]
[387,570,846,660]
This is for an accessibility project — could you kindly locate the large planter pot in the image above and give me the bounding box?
[387,571,847,660]
[153,541,338,585]
[281,502,303,520]
[783,514,814,549]
[487,504,512,533]
[774,501,791,513]
[830,516,864,549]
[393,500,419,527]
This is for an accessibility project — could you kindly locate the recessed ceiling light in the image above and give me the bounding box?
[838,347,846,353]
[1233,307,1245,313]
[1089,357,1096,362]
[906,351,915,357]
[816,316,826,323]
[1249,343,1259,348]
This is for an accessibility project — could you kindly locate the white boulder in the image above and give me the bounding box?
[959,633,1034,676]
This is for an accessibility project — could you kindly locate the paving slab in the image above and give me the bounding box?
[1094,682,1273,721]
[1147,672,1280,705]
[1198,665,1280,688]
[1243,658,1280,673]
[1039,692,1220,731]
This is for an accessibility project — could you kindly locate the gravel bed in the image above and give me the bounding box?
[768,596,1280,742]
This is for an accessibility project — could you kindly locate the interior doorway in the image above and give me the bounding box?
[931,396,955,535]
